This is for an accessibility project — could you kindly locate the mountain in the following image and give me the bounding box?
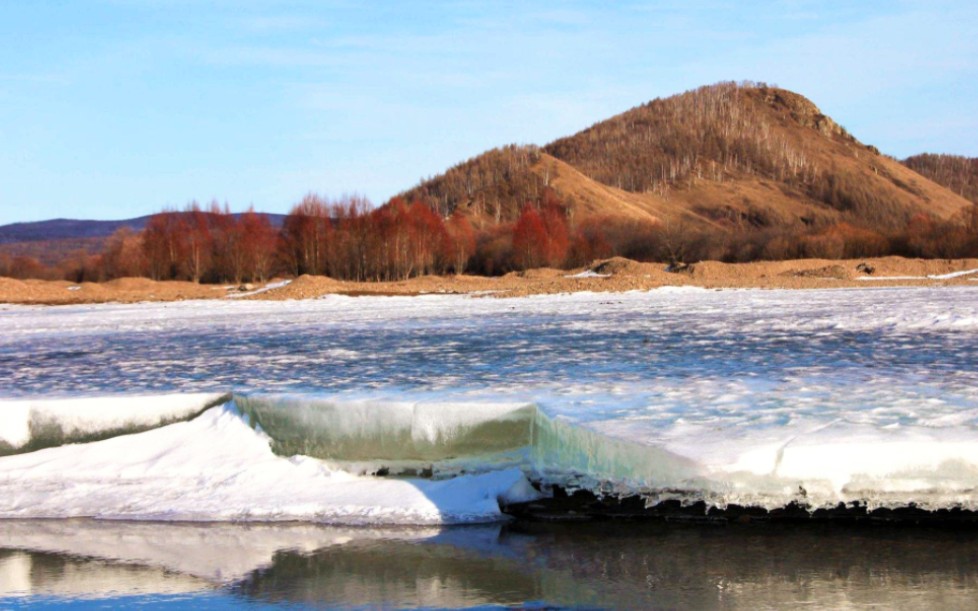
[902,154,978,205]
[403,82,973,236]
[0,213,287,244]
[0,216,155,245]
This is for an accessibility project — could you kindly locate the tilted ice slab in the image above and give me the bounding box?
[0,521,511,608]
[0,403,539,525]
[0,392,228,454]
[234,395,978,512]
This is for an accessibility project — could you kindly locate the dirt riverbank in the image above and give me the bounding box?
[2,256,977,305]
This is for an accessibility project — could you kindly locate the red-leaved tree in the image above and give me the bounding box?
[512,207,549,270]
[279,194,333,276]
[445,211,476,274]
[142,210,186,280]
[181,202,212,283]
[240,208,279,283]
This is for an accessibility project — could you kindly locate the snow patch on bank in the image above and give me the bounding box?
[226,279,293,299]
[856,268,978,281]
[564,270,611,279]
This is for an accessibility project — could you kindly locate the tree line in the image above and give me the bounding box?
[4,189,977,284]
[0,191,608,283]
[668,204,978,263]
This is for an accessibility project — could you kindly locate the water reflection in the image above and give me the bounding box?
[0,548,207,600]
[4,520,978,608]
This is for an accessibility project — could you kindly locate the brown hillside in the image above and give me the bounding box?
[404,148,691,232]
[403,82,972,235]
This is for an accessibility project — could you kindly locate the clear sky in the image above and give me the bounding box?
[1,1,976,225]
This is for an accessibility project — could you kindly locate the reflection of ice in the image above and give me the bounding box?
[0,550,207,599]
[6,520,978,609]
[0,520,443,585]
[0,553,31,596]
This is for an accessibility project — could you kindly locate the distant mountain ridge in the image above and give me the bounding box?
[0,216,155,244]
[0,213,287,268]
[0,213,286,245]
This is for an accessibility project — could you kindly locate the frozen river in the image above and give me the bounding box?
[3,286,978,607]
[3,286,978,516]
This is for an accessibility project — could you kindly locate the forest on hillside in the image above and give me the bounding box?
[546,83,837,195]
[902,154,978,205]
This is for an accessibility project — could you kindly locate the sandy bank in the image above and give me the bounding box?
[2,256,977,305]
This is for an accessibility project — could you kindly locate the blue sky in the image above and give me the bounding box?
[1,1,976,224]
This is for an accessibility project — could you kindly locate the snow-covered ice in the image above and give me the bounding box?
[0,402,538,524]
